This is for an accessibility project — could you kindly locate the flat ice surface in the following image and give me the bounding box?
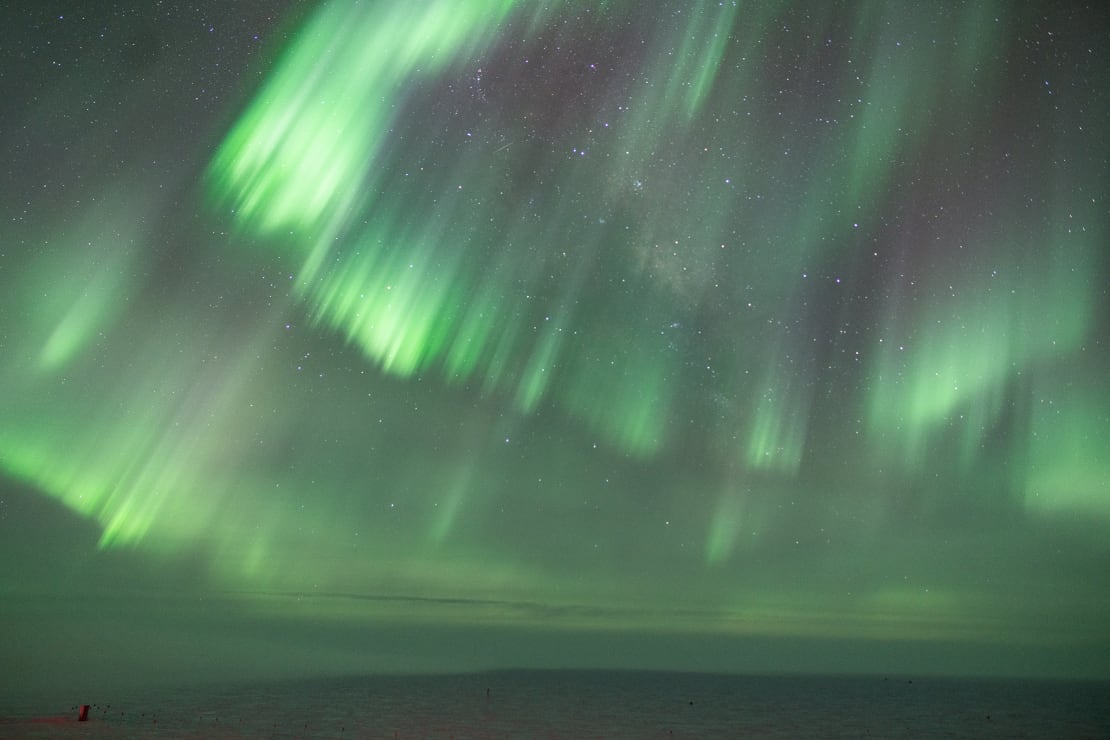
[3,671,1109,738]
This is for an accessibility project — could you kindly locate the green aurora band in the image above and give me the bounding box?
[1,0,1107,668]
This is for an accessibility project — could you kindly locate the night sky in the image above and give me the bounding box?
[2,0,1108,696]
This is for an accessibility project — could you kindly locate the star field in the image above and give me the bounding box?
[1,0,1108,690]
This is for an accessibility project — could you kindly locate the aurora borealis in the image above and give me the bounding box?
[1,0,1108,693]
